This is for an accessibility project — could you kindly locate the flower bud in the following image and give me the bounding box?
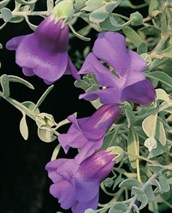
[130,12,143,26]
[52,0,74,21]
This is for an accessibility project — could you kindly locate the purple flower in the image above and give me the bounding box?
[6,15,80,84]
[58,104,121,163]
[79,32,156,105]
[45,149,115,213]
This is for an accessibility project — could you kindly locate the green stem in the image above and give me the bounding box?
[0,91,36,120]
[125,152,155,164]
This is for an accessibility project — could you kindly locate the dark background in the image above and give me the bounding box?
[1,1,171,213]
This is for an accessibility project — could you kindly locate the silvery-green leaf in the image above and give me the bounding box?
[127,128,139,169]
[38,127,56,143]
[8,75,34,90]
[123,26,144,47]
[144,184,155,202]
[146,71,172,90]
[155,88,170,101]
[19,113,29,140]
[0,74,10,97]
[144,137,157,152]
[119,179,142,188]
[0,7,12,22]
[157,121,166,146]
[158,46,172,59]
[83,0,104,11]
[0,0,10,9]
[158,175,170,193]
[15,0,37,5]
[51,144,61,161]
[142,114,157,138]
[89,7,108,24]
[109,202,127,213]
[25,15,37,31]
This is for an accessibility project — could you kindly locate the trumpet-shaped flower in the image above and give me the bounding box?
[79,32,155,105]
[58,104,121,163]
[45,150,115,213]
[6,15,80,84]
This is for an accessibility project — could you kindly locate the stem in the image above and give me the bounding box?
[126,173,158,213]
[125,152,155,164]
[0,91,36,120]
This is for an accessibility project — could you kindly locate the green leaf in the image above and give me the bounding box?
[144,184,155,202]
[37,126,56,143]
[83,0,104,11]
[149,141,168,158]
[142,114,157,138]
[144,137,157,152]
[122,26,144,47]
[0,74,10,97]
[127,128,139,169]
[109,202,127,213]
[34,85,54,111]
[158,46,172,59]
[146,71,172,90]
[0,0,10,9]
[101,129,117,150]
[156,121,166,146]
[99,15,123,31]
[19,113,29,140]
[148,0,159,15]
[15,0,37,5]
[22,101,39,114]
[25,15,37,31]
[89,10,108,24]
[155,88,170,101]
[10,16,24,23]
[119,178,142,189]
[8,75,34,89]
[0,7,12,22]
[139,26,161,36]
[158,175,170,193]
[125,109,137,128]
[51,144,61,161]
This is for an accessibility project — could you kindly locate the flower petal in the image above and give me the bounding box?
[93,32,129,77]
[121,79,156,105]
[72,194,99,213]
[79,87,122,104]
[79,53,118,87]
[50,181,76,209]
[6,35,25,50]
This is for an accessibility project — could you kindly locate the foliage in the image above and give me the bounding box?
[1,0,172,213]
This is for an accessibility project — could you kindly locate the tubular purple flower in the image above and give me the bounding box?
[79,32,156,105]
[45,149,116,213]
[58,104,121,163]
[6,15,80,84]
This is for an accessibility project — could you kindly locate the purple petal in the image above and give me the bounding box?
[50,181,76,209]
[79,87,122,104]
[74,138,103,164]
[65,57,80,80]
[15,34,68,82]
[121,79,156,105]
[128,50,147,73]
[6,35,25,50]
[93,32,129,77]
[72,194,99,213]
[79,53,118,87]
[22,67,34,76]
